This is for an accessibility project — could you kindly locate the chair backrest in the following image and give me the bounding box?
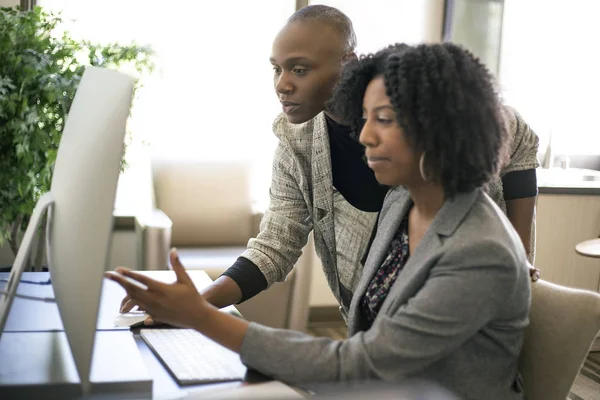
[151,160,253,247]
[519,279,600,400]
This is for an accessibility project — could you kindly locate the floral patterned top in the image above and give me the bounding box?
[361,214,410,327]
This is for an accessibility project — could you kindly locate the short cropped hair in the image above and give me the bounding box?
[288,5,357,53]
[330,43,509,198]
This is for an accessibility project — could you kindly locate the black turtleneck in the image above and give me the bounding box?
[325,114,389,211]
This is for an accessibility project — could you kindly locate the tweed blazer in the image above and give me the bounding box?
[241,106,539,311]
[240,187,531,400]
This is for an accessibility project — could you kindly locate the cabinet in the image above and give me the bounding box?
[534,194,600,291]
[308,193,600,307]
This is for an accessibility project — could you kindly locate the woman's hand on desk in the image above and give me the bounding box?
[120,294,141,313]
[106,249,210,329]
[107,249,250,353]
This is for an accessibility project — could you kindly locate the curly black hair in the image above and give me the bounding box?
[329,42,509,198]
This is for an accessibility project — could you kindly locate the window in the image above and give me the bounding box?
[443,0,504,76]
[309,0,444,54]
[40,0,296,211]
[499,0,600,158]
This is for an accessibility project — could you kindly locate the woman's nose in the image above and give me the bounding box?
[359,119,377,148]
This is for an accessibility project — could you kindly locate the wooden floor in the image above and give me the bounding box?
[307,321,347,340]
[307,320,600,399]
[570,352,600,400]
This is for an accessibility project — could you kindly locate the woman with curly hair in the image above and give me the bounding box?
[107,43,530,400]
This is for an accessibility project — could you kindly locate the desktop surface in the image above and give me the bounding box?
[1,271,131,332]
[0,330,152,399]
[0,270,305,399]
[0,270,240,332]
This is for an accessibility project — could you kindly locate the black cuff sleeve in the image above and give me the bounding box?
[502,169,538,201]
[221,257,268,303]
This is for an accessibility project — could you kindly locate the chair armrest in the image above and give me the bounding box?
[286,233,315,331]
[135,209,172,230]
[134,209,173,270]
[250,211,264,238]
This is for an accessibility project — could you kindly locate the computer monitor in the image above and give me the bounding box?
[0,66,134,394]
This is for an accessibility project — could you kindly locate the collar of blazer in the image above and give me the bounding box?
[309,112,342,299]
[310,112,334,220]
[348,187,482,332]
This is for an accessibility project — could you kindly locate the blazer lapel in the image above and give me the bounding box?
[376,189,481,317]
[430,189,481,237]
[311,112,339,295]
[348,188,482,333]
[348,188,412,332]
[312,112,333,219]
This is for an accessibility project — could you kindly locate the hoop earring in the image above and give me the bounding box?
[419,152,431,182]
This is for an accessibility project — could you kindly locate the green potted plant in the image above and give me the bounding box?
[0,6,154,269]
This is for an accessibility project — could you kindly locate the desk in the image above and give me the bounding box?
[0,271,305,399]
[576,238,600,259]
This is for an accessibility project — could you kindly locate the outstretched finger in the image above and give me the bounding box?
[106,271,148,299]
[116,268,162,291]
[170,248,192,285]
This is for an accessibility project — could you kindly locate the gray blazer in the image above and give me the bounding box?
[240,187,531,400]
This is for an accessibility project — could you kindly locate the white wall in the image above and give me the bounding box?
[310,0,444,53]
[0,0,19,6]
[500,0,600,156]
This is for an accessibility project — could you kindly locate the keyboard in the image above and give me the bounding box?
[140,328,247,385]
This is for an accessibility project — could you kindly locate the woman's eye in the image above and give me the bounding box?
[377,118,392,124]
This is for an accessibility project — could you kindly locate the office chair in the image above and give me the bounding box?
[518,278,600,400]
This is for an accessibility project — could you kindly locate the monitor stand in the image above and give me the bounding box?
[0,192,54,340]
